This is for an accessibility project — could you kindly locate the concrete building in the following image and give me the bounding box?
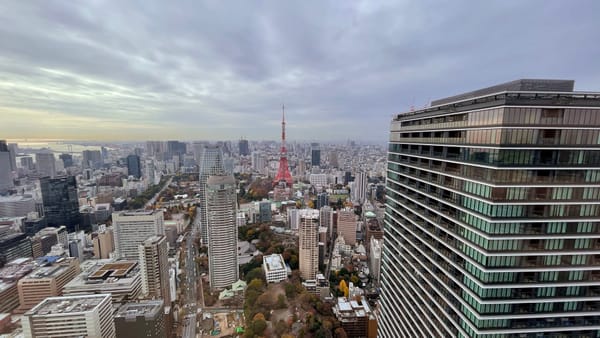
[127,154,142,179]
[320,206,334,239]
[22,294,115,338]
[92,225,114,259]
[139,235,170,304]
[298,209,320,280]
[198,144,226,245]
[17,257,80,312]
[82,150,103,169]
[40,176,80,232]
[333,296,377,338]
[35,152,56,178]
[0,233,33,267]
[114,300,167,338]
[0,141,13,194]
[206,175,238,289]
[337,208,357,245]
[352,171,368,204]
[113,210,164,260]
[0,195,36,218]
[263,254,287,283]
[63,260,142,303]
[379,79,600,337]
[0,258,35,313]
[369,237,381,284]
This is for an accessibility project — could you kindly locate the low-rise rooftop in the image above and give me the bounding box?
[26,294,110,316]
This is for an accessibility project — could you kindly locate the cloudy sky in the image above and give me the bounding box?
[1,1,599,142]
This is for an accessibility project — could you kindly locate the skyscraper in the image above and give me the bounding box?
[40,176,80,232]
[59,153,73,168]
[379,79,600,337]
[139,235,171,304]
[198,145,225,245]
[337,208,357,246]
[0,140,13,194]
[206,175,238,289]
[238,138,250,156]
[82,150,103,169]
[311,142,321,167]
[127,154,142,178]
[113,210,165,260]
[35,152,56,178]
[352,171,368,204]
[298,209,319,280]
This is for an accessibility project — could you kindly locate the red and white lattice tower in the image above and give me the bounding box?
[274,105,293,187]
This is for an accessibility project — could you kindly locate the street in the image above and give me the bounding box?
[181,215,200,337]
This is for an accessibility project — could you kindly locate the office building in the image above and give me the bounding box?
[206,175,238,289]
[238,138,250,156]
[0,233,33,268]
[114,300,166,338]
[21,156,34,171]
[353,171,368,204]
[198,144,225,245]
[0,258,35,314]
[298,209,320,280]
[63,260,142,303]
[311,142,321,167]
[35,152,56,178]
[40,176,80,231]
[333,296,377,338]
[369,237,382,284]
[58,153,73,168]
[320,206,334,239]
[0,195,36,218]
[0,141,13,193]
[17,257,80,311]
[139,235,171,304]
[82,149,103,169]
[263,254,287,283]
[258,200,271,222]
[127,154,142,178]
[337,208,357,246]
[113,210,164,260]
[92,226,114,259]
[316,192,329,209]
[379,79,600,337]
[22,294,115,338]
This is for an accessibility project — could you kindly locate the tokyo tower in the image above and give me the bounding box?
[274,105,293,187]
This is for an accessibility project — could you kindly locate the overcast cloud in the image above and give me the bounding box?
[1,1,599,142]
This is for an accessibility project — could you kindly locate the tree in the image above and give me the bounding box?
[276,294,287,309]
[339,280,349,298]
[252,318,267,335]
[334,327,348,338]
[245,267,266,284]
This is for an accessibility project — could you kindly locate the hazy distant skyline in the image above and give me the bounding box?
[1,1,599,141]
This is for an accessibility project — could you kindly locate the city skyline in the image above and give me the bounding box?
[1,1,599,141]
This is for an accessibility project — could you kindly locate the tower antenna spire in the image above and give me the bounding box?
[274,105,293,187]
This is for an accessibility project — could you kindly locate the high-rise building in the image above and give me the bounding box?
[238,138,250,156]
[40,176,80,232]
[92,226,114,259]
[198,145,225,245]
[206,175,238,289]
[379,79,600,337]
[22,294,115,338]
[311,142,321,167]
[352,171,368,204]
[35,152,56,178]
[82,150,103,169]
[298,209,319,280]
[127,154,142,178]
[113,210,164,260]
[337,208,357,246]
[316,192,329,209]
[58,153,73,168]
[0,140,13,193]
[114,300,167,338]
[0,233,32,268]
[7,143,17,172]
[319,206,334,239]
[139,235,171,304]
[0,195,36,218]
[20,156,34,171]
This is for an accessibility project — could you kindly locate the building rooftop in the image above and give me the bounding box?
[117,210,157,216]
[87,261,137,279]
[206,175,235,186]
[263,254,285,272]
[114,300,163,320]
[26,294,110,316]
[431,79,575,106]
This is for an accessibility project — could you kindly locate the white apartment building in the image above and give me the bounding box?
[112,210,164,260]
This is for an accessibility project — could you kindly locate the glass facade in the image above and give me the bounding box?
[379,85,600,337]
